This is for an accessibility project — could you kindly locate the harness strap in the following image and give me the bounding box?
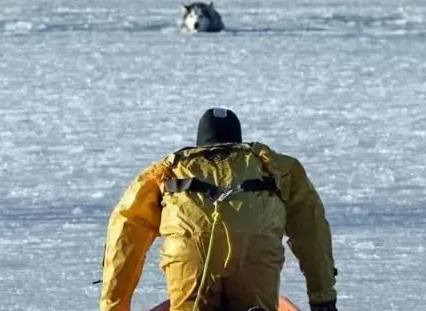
[237,177,277,192]
[164,178,218,199]
[164,177,277,200]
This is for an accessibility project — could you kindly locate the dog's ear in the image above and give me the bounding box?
[179,4,189,16]
[209,2,214,9]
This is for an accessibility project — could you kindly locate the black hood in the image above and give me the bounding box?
[196,108,242,146]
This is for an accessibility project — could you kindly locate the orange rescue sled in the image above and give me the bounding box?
[147,296,300,311]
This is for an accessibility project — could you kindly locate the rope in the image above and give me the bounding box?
[192,195,233,311]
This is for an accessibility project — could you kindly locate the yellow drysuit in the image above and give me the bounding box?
[100,142,337,311]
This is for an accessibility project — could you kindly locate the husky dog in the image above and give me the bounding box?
[179,2,225,33]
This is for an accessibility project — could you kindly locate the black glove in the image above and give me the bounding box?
[310,300,337,311]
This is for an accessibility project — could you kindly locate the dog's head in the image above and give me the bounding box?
[180,2,215,32]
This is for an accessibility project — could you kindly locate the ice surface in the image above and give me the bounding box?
[1,0,425,310]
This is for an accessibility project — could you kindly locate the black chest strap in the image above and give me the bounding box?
[164,177,277,201]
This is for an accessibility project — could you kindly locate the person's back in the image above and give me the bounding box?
[159,142,287,311]
[100,108,338,311]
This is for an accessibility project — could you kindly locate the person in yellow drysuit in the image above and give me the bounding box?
[100,108,338,311]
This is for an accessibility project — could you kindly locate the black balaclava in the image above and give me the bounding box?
[196,108,242,146]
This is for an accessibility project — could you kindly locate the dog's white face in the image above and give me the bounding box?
[180,4,212,32]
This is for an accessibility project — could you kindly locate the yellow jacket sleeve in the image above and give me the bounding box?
[100,163,164,311]
[283,159,337,304]
[253,142,336,304]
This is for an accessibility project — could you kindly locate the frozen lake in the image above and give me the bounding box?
[1,0,425,310]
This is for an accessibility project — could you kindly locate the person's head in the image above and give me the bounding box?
[196,108,242,146]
